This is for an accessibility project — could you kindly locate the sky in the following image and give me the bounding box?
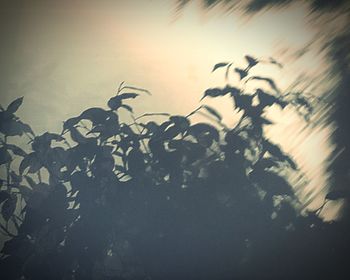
[0,0,341,218]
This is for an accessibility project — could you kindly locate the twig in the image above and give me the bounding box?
[121,86,152,96]
[135,113,170,121]
[186,106,202,118]
[117,81,125,95]
[195,111,229,131]
[131,115,151,156]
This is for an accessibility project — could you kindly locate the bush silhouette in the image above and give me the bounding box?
[0,56,348,280]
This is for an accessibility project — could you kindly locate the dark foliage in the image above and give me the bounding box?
[0,59,349,280]
[178,0,350,222]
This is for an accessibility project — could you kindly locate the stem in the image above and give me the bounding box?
[24,132,34,141]
[11,215,21,231]
[117,81,125,95]
[79,121,99,138]
[315,200,328,216]
[131,115,151,156]
[135,113,170,121]
[121,86,151,96]
[233,112,246,132]
[225,63,232,82]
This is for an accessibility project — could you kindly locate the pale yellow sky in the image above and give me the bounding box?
[0,0,339,217]
[1,0,326,130]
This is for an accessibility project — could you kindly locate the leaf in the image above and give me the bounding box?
[158,120,172,133]
[255,170,293,196]
[70,127,90,144]
[87,125,104,135]
[212,62,230,72]
[225,63,233,80]
[167,139,184,150]
[91,153,115,174]
[0,147,12,165]
[248,76,280,93]
[263,140,296,169]
[257,89,276,106]
[115,165,126,173]
[0,120,24,136]
[224,131,247,149]
[256,116,274,125]
[127,148,145,175]
[294,96,313,114]
[6,97,23,114]
[169,115,190,131]
[41,132,64,143]
[19,152,41,175]
[285,156,297,170]
[185,142,206,163]
[149,138,166,158]
[268,57,283,68]
[0,191,10,204]
[0,119,33,137]
[107,96,122,110]
[51,146,67,163]
[234,68,248,80]
[31,133,63,153]
[233,94,253,111]
[17,121,35,136]
[108,93,139,110]
[245,55,259,68]
[63,116,80,132]
[16,185,32,202]
[201,88,225,100]
[224,86,241,96]
[1,196,17,221]
[188,123,219,142]
[162,124,183,140]
[325,190,350,200]
[201,86,238,101]
[10,172,21,185]
[24,175,37,189]
[257,89,287,109]
[118,92,139,100]
[121,86,151,95]
[6,144,26,157]
[113,150,123,157]
[202,105,222,121]
[139,121,157,136]
[70,171,93,191]
[80,107,109,126]
[264,141,285,159]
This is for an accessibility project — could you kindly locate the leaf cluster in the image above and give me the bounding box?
[0,59,344,280]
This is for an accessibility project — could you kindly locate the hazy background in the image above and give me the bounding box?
[0,0,346,218]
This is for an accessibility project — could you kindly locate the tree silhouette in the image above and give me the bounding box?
[0,57,348,280]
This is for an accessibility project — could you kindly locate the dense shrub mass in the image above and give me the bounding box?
[0,57,349,280]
